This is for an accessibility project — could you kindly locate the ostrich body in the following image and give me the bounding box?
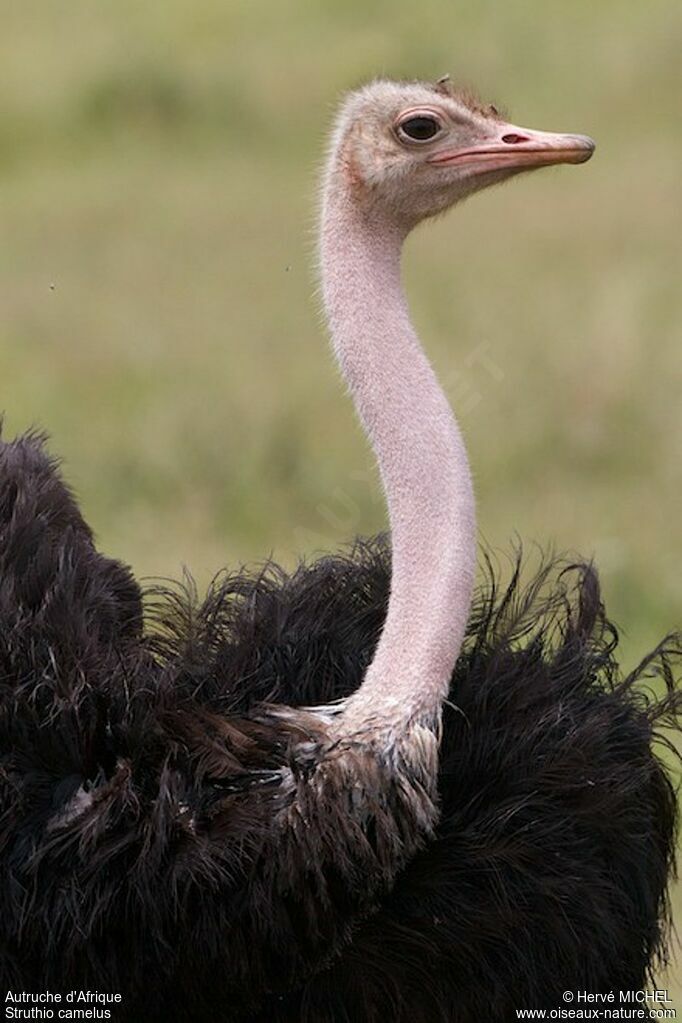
[0,78,679,1021]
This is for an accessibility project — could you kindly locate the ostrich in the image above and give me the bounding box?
[0,76,680,1022]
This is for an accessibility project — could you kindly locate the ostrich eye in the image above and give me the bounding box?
[396,115,441,143]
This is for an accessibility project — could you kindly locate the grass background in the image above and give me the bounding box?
[1,0,680,1006]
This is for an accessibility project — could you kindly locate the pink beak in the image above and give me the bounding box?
[428,122,595,173]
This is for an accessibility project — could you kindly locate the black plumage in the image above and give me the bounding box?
[0,431,680,1021]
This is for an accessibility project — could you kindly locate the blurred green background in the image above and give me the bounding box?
[1,0,680,1006]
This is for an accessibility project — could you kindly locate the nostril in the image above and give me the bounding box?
[501,133,529,145]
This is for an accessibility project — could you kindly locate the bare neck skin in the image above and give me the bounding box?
[320,165,476,738]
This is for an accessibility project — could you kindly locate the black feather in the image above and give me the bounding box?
[0,432,679,1021]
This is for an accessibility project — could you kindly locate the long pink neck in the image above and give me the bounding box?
[320,173,476,735]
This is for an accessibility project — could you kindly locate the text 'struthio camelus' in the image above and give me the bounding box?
[1,77,680,1022]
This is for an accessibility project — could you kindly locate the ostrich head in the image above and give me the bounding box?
[320,75,595,740]
[327,77,595,225]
